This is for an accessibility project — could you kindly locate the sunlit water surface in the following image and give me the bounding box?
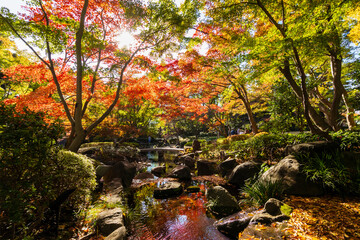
[128,182,230,240]
[128,150,230,240]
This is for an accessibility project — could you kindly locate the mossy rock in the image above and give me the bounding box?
[81,142,114,148]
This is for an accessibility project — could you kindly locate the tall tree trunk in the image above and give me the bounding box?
[329,54,343,131]
[233,84,259,134]
[328,40,357,130]
[279,60,331,131]
[325,7,356,131]
[342,92,356,130]
[67,129,87,152]
[244,99,259,134]
[291,47,331,141]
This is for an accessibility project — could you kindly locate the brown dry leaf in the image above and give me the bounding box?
[284,195,360,239]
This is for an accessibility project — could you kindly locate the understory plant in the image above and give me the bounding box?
[331,130,360,151]
[241,163,284,206]
[295,151,357,194]
[0,104,96,239]
[227,132,322,162]
[241,180,284,206]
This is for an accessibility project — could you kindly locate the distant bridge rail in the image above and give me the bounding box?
[139,147,185,153]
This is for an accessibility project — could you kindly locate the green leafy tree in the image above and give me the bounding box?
[268,78,305,132]
[0,36,32,99]
[202,0,359,139]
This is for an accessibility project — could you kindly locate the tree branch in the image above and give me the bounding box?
[39,0,74,125]
[74,0,89,133]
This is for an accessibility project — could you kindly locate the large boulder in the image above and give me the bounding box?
[103,160,136,188]
[240,222,288,240]
[104,178,123,203]
[168,166,191,181]
[342,151,360,193]
[250,198,292,225]
[260,155,324,196]
[134,172,155,179]
[286,141,339,156]
[205,186,241,217]
[249,213,290,225]
[342,151,360,177]
[175,153,195,163]
[214,198,292,239]
[97,208,124,236]
[219,158,238,177]
[214,212,252,239]
[78,146,98,155]
[264,198,292,216]
[182,155,197,169]
[96,165,112,179]
[229,161,261,187]
[176,154,196,169]
[105,226,126,240]
[197,160,218,176]
[151,166,166,177]
[153,181,183,199]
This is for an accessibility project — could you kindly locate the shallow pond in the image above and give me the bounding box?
[127,181,230,240]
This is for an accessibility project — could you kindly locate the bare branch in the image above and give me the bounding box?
[0,14,49,68]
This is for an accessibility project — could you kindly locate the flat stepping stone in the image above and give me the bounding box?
[97,208,124,236]
[154,181,183,199]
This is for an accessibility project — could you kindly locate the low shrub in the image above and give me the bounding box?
[224,132,330,161]
[230,132,291,161]
[55,150,97,208]
[184,141,193,147]
[80,142,114,148]
[227,134,251,142]
[0,104,96,239]
[216,137,229,145]
[331,130,360,151]
[289,132,325,144]
[214,130,359,164]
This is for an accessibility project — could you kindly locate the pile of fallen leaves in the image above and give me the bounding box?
[284,195,360,239]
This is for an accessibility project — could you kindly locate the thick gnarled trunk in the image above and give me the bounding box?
[67,130,87,152]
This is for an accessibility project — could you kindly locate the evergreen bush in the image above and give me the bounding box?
[0,104,96,239]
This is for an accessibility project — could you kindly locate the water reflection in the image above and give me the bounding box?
[128,182,230,240]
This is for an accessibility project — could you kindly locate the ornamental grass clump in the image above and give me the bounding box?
[241,180,284,206]
[295,151,357,194]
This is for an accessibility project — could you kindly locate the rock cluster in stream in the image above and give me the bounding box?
[95,179,126,240]
[214,198,292,239]
[80,140,358,239]
[79,143,142,240]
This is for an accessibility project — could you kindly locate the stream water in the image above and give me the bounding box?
[127,151,230,240]
[127,182,230,240]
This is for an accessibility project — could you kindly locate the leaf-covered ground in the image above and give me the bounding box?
[284,195,360,239]
[240,195,360,240]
